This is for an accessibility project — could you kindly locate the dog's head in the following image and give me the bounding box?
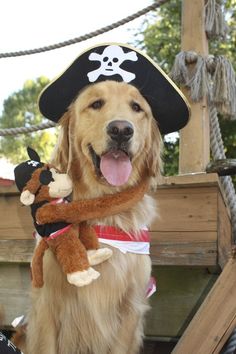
[40,44,190,194]
[55,81,162,190]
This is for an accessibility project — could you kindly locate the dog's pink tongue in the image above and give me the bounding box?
[100,151,132,186]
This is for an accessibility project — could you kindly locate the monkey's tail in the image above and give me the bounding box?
[31,238,49,288]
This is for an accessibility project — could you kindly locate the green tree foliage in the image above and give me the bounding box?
[0,77,57,164]
[139,0,181,74]
[136,0,236,177]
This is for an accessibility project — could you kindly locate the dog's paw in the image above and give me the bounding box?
[87,248,113,266]
[67,267,100,287]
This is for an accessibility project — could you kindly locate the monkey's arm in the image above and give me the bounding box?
[36,179,148,225]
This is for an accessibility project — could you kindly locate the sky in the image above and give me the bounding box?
[0,0,153,178]
[0,0,152,112]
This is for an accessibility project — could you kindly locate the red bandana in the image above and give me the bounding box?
[93,225,150,255]
[93,225,150,242]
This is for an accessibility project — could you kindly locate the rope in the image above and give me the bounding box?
[0,1,168,59]
[205,0,228,39]
[0,1,169,136]
[209,105,236,242]
[170,52,236,119]
[0,121,56,136]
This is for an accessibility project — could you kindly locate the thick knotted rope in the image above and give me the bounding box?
[212,56,236,117]
[171,51,236,245]
[170,52,236,119]
[205,0,228,39]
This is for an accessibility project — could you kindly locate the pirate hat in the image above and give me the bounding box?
[38,43,190,135]
[14,147,44,192]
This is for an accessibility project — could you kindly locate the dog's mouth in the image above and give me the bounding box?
[88,144,132,186]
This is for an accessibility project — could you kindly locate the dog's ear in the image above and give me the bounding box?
[146,119,163,180]
[50,112,70,172]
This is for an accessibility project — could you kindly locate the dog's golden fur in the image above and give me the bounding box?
[25,81,162,354]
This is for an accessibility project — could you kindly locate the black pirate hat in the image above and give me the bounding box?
[38,43,190,135]
[14,147,44,192]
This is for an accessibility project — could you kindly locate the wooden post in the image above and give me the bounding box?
[172,258,236,354]
[179,0,210,174]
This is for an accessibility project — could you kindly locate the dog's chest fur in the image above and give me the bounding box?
[28,193,155,354]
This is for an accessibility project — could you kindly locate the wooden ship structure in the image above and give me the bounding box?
[0,1,236,353]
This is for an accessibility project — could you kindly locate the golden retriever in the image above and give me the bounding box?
[25,80,162,354]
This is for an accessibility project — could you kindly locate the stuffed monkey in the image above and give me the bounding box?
[14,147,113,288]
[14,148,149,288]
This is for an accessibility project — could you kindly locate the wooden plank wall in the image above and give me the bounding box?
[0,174,232,334]
[0,188,33,328]
[151,185,219,266]
[0,174,232,267]
[0,263,30,328]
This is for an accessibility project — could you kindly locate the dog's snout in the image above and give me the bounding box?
[107,120,134,142]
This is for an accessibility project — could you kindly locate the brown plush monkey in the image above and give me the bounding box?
[14,148,148,288]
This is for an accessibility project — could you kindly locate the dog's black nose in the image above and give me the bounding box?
[107,120,134,142]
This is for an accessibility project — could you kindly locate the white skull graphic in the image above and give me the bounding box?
[87,45,138,83]
[27,160,40,167]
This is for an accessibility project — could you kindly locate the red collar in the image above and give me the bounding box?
[93,225,150,242]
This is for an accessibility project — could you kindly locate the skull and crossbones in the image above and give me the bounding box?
[87,45,138,83]
[27,161,40,167]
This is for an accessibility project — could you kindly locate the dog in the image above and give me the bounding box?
[24,80,162,354]
[21,43,190,354]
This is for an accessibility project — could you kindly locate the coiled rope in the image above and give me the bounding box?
[0,1,168,59]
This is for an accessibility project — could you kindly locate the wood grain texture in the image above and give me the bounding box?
[0,194,33,240]
[179,0,210,173]
[0,175,231,267]
[0,240,35,263]
[172,258,236,354]
[0,263,30,328]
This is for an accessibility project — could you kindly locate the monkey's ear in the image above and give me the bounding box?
[27,147,41,162]
[20,190,35,206]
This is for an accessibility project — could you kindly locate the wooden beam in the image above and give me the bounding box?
[179,0,210,173]
[150,231,217,266]
[0,240,35,263]
[206,159,236,176]
[172,258,236,354]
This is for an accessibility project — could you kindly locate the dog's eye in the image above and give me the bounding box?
[131,101,143,113]
[89,100,104,110]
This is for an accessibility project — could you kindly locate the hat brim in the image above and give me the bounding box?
[38,43,190,135]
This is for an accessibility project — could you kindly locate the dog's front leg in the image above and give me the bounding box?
[110,303,146,354]
[110,255,151,354]
[26,297,57,354]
